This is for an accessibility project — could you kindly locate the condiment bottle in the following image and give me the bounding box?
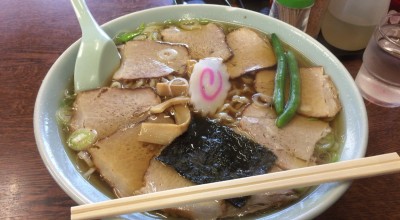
[320,0,391,51]
[269,0,315,32]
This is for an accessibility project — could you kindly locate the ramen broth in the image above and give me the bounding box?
[58,19,344,218]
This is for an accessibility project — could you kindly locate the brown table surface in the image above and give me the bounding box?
[1,0,399,219]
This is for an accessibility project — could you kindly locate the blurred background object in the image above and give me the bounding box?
[320,0,391,51]
[355,11,400,107]
[174,0,396,59]
[174,0,271,14]
[306,0,330,38]
[391,0,400,10]
[269,0,315,32]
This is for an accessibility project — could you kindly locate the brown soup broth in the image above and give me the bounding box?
[58,19,345,218]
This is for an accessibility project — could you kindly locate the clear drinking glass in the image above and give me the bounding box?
[355,12,400,107]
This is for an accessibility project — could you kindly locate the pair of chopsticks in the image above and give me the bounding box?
[71,152,400,220]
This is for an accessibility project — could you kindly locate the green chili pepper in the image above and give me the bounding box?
[114,23,145,44]
[276,50,301,128]
[271,33,287,115]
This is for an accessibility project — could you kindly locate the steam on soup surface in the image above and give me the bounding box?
[57,19,343,219]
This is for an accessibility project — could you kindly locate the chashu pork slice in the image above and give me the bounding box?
[222,166,299,218]
[297,67,341,118]
[226,28,276,78]
[69,87,161,140]
[235,105,314,170]
[138,159,298,219]
[88,124,160,197]
[254,69,275,97]
[253,67,342,118]
[224,189,298,217]
[161,23,232,61]
[239,104,329,169]
[136,159,225,220]
[113,40,190,81]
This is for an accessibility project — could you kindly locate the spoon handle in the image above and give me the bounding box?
[71,0,105,37]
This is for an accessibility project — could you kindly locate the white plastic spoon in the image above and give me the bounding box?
[71,0,120,92]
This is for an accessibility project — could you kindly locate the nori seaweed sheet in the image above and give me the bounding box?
[156,115,277,208]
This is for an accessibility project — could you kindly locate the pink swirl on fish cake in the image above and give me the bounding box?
[199,67,223,101]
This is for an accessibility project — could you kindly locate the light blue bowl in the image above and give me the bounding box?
[34,4,368,219]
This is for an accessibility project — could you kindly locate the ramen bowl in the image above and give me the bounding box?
[34,4,368,219]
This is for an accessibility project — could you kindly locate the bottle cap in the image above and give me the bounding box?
[276,0,315,9]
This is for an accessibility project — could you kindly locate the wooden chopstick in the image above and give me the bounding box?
[71,152,400,220]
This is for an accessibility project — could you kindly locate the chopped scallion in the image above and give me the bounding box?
[67,128,98,151]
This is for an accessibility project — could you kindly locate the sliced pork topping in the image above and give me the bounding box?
[239,104,330,169]
[113,40,189,81]
[226,28,276,78]
[157,114,277,208]
[69,87,161,140]
[272,149,316,170]
[254,69,276,97]
[253,67,341,118]
[297,67,341,118]
[136,159,225,220]
[161,23,232,61]
[88,124,160,197]
[223,188,298,218]
[223,182,298,218]
[138,160,298,219]
[241,102,276,119]
[238,105,315,169]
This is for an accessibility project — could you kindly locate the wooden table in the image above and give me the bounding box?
[1,0,399,219]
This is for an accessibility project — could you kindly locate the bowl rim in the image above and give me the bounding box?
[34,4,368,220]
